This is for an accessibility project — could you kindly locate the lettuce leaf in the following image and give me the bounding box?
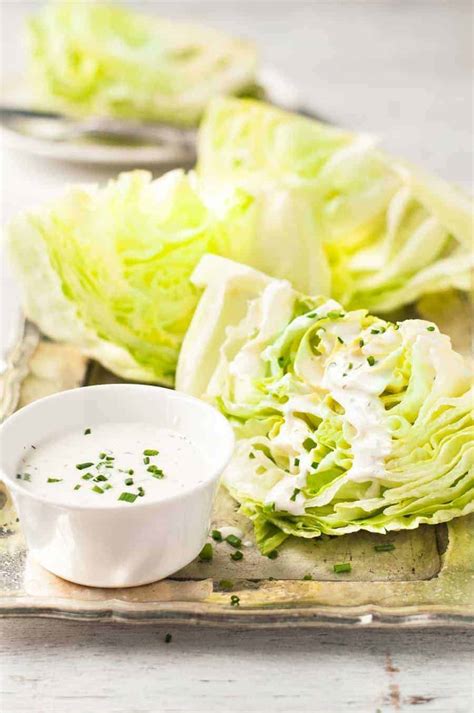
[28,2,258,125]
[177,255,474,552]
[197,98,473,313]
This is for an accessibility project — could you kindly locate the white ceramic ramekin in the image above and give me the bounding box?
[0,384,234,588]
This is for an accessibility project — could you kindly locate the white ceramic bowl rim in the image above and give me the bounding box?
[0,384,235,512]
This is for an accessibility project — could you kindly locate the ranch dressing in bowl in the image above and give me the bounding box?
[17,422,210,506]
[0,384,234,587]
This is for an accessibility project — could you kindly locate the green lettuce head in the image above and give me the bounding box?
[27,2,257,125]
[197,98,473,313]
[177,255,474,553]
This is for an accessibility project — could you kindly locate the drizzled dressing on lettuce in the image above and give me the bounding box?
[177,256,474,553]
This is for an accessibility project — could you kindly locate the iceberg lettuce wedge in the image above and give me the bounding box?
[8,171,327,383]
[177,256,474,552]
[197,98,473,313]
[28,2,258,125]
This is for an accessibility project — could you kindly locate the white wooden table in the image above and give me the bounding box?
[1,2,472,712]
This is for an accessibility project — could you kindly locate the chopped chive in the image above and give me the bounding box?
[143,456,150,465]
[226,534,242,548]
[118,492,137,503]
[367,355,376,366]
[16,474,22,479]
[73,484,81,491]
[124,477,134,486]
[199,543,213,561]
[348,362,353,370]
[230,595,240,607]
[47,477,62,483]
[303,574,313,580]
[427,326,435,332]
[137,486,145,497]
[128,469,134,475]
[327,310,344,319]
[103,483,113,491]
[92,485,104,494]
[370,328,380,334]
[211,529,223,542]
[23,473,31,482]
[277,356,285,367]
[303,437,317,452]
[333,562,351,574]
[105,456,114,462]
[99,452,107,459]
[294,458,300,467]
[82,473,94,480]
[374,543,395,552]
[76,462,94,470]
[230,550,243,561]
[249,452,256,459]
[83,428,91,435]
[94,474,108,482]
[267,550,279,560]
[359,339,365,348]
[337,336,344,344]
[143,449,159,456]
[290,488,300,502]
[164,633,172,644]
[219,579,234,591]
[148,465,165,479]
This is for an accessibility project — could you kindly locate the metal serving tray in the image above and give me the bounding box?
[0,331,472,628]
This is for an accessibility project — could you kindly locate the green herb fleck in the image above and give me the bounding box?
[99,452,107,459]
[82,473,94,481]
[248,452,256,459]
[92,485,104,494]
[348,362,353,370]
[211,529,223,542]
[337,336,344,344]
[148,465,165,479]
[367,355,376,366]
[303,437,317,452]
[143,456,150,465]
[94,474,108,482]
[294,458,300,467]
[124,477,134,486]
[73,484,81,491]
[333,562,351,574]
[230,550,243,561]
[230,595,240,607]
[359,339,365,348]
[118,492,137,503]
[76,462,94,470]
[128,469,134,475]
[290,488,300,502]
[370,328,380,334]
[47,478,62,483]
[137,486,145,497]
[199,543,213,561]
[327,310,344,319]
[267,550,279,560]
[427,326,435,332]
[374,543,395,552]
[164,633,172,644]
[226,534,242,548]
[84,428,91,435]
[143,449,159,456]
[103,483,113,491]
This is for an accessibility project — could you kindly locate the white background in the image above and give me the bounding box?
[1,2,473,712]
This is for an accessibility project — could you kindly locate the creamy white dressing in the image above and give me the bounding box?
[17,422,210,506]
